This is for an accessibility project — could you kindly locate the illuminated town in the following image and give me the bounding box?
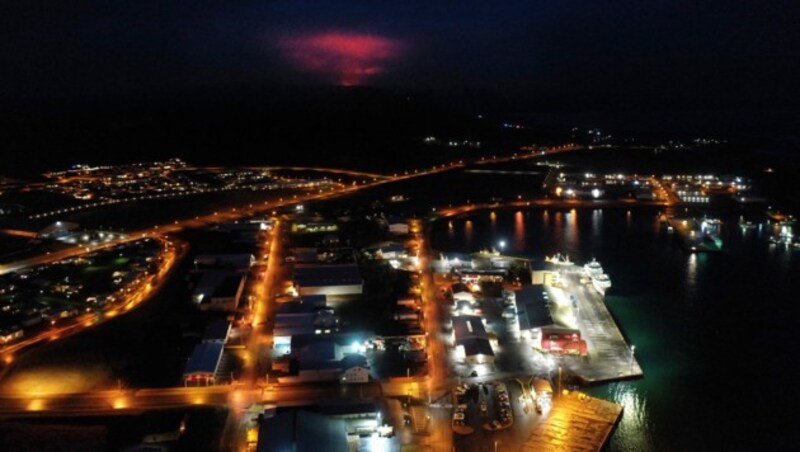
[0,138,797,451]
[1,2,799,451]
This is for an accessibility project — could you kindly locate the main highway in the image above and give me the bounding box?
[0,382,383,420]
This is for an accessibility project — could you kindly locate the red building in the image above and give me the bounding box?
[538,326,588,356]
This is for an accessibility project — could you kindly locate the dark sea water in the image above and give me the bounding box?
[430,208,800,451]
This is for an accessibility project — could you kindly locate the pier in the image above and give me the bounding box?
[548,269,643,383]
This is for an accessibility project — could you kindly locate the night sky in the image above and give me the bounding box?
[3,1,800,111]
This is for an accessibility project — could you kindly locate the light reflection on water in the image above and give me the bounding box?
[686,253,698,299]
[513,211,525,252]
[432,207,799,450]
[566,208,578,248]
[607,382,652,452]
[591,209,602,242]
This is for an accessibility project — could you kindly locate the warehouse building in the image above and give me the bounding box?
[452,315,495,365]
[183,342,225,386]
[292,264,363,297]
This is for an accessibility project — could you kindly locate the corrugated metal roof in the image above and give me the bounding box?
[202,319,231,342]
[258,410,348,452]
[183,342,224,376]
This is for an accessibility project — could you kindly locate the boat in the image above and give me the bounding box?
[583,258,603,276]
[779,224,794,241]
[545,253,572,265]
[591,273,612,295]
[738,216,757,230]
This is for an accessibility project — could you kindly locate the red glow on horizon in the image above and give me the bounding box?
[279,32,403,86]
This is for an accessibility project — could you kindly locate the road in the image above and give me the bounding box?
[0,382,383,420]
[219,218,285,451]
[417,218,454,452]
[650,177,680,206]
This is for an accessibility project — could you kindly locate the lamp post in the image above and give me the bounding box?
[498,240,506,252]
[629,345,636,373]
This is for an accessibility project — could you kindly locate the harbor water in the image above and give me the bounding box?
[430,208,799,451]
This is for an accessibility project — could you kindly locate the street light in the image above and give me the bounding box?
[629,345,636,373]
[498,240,506,251]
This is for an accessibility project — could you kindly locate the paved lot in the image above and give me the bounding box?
[522,391,623,451]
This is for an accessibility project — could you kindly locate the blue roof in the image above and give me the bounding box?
[202,319,231,342]
[258,410,347,452]
[183,342,224,376]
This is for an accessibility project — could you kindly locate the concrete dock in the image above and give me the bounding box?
[522,391,623,451]
[546,267,643,384]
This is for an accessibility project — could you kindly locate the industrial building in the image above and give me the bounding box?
[276,335,370,384]
[273,300,339,350]
[292,264,363,297]
[199,273,246,312]
[194,253,255,270]
[192,270,230,304]
[538,326,588,356]
[387,216,409,235]
[183,341,225,386]
[257,410,348,452]
[452,315,495,365]
[37,221,79,239]
[516,285,554,338]
[202,319,232,343]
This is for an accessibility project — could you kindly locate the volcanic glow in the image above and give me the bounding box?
[278,32,403,86]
